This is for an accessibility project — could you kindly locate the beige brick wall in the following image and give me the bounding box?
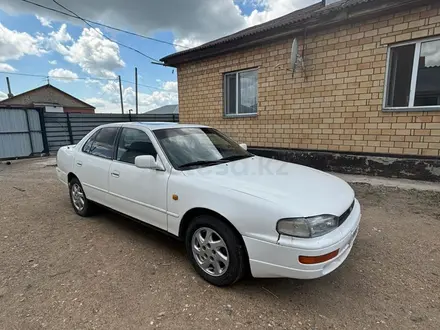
[177,4,440,157]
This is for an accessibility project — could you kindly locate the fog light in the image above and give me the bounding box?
[299,249,339,264]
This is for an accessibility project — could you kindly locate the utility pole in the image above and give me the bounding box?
[6,77,13,98]
[135,67,139,114]
[118,75,124,114]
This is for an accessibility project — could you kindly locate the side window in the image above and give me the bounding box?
[117,128,157,164]
[82,127,118,159]
[82,130,98,154]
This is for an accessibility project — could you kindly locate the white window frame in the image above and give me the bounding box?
[223,68,258,117]
[383,36,440,112]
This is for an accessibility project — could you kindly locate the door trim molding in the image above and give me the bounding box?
[108,190,168,214]
[83,182,107,193]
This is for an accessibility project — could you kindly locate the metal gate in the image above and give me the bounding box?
[0,108,46,159]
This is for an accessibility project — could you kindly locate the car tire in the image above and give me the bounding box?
[69,178,94,217]
[185,215,247,286]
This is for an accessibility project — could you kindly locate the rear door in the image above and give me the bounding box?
[107,127,169,230]
[74,126,119,205]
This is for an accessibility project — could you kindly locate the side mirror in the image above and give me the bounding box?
[239,143,247,151]
[135,155,160,170]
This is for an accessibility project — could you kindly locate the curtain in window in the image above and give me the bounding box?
[239,71,257,114]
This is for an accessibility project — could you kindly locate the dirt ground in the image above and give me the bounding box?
[0,158,439,330]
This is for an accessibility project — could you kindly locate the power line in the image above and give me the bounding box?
[0,71,115,81]
[121,79,177,94]
[0,71,48,79]
[0,71,178,94]
[52,0,159,62]
[21,0,188,49]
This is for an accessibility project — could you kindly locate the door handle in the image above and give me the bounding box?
[76,161,82,167]
[111,172,120,178]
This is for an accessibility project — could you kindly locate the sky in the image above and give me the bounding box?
[0,0,315,113]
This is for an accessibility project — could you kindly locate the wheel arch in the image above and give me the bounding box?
[67,172,78,184]
[179,207,250,272]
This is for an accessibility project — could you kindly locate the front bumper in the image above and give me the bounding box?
[244,199,361,279]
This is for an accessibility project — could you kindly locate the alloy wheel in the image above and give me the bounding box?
[191,227,229,277]
[71,183,85,211]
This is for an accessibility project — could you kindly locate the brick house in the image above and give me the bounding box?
[161,0,440,181]
[0,84,95,113]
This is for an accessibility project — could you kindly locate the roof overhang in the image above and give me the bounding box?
[161,0,434,67]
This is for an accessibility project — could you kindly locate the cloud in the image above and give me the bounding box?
[44,24,72,54]
[44,24,124,79]
[0,23,46,61]
[85,78,101,85]
[174,38,204,51]
[49,23,72,43]
[421,40,440,67]
[4,0,314,52]
[0,21,123,80]
[244,0,304,26]
[0,90,7,101]
[162,81,178,92]
[36,14,53,28]
[64,28,124,79]
[84,97,122,113]
[139,89,178,112]
[48,60,57,65]
[95,80,178,113]
[48,68,79,82]
[0,63,17,72]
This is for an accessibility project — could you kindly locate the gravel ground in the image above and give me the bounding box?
[0,158,439,330]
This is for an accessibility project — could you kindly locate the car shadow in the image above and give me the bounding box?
[228,243,367,302]
[94,207,186,257]
[89,206,365,299]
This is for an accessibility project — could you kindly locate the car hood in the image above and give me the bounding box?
[184,156,355,217]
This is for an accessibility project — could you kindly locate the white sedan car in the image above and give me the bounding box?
[56,122,361,286]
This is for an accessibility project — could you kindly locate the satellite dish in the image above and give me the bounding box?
[291,38,299,71]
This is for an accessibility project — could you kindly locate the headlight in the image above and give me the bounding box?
[276,215,338,238]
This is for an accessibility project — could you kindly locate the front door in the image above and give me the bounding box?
[73,126,119,205]
[107,127,169,230]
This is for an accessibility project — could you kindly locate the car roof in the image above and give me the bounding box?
[99,122,208,131]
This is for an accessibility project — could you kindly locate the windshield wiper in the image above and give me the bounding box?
[178,160,226,169]
[220,154,253,161]
[178,155,253,170]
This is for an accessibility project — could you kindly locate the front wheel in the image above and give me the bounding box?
[69,178,94,217]
[185,215,247,286]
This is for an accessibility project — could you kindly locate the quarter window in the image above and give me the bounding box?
[82,127,118,159]
[116,128,157,164]
[385,37,440,110]
[224,69,258,116]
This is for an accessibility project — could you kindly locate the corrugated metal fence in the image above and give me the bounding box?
[0,108,45,159]
[44,112,179,153]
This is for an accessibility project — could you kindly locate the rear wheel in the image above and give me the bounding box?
[185,215,246,286]
[69,178,93,217]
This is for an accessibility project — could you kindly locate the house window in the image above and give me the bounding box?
[224,69,258,116]
[385,37,440,110]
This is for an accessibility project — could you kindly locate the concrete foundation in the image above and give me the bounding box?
[249,147,440,182]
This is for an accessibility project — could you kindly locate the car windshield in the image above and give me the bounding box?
[154,127,253,170]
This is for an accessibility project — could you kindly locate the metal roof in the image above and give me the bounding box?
[160,0,380,65]
[0,84,95,109]
[145,104,179,115]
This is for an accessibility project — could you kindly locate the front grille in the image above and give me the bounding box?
[338,200,355,226]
